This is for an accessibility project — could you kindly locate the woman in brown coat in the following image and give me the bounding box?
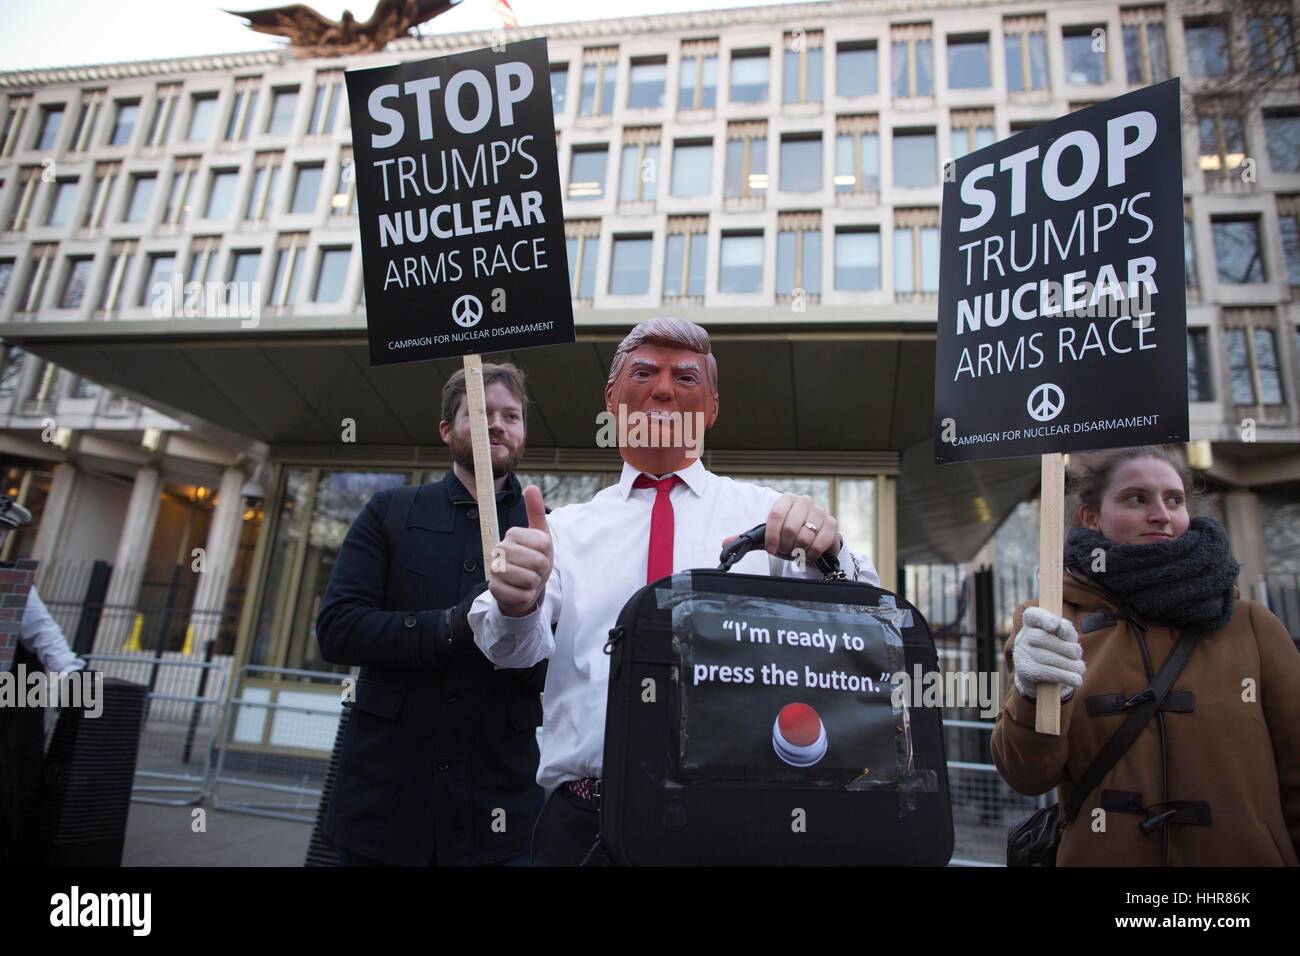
[991,445,1300,865]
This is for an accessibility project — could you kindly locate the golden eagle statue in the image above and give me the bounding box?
[226,0,462,58]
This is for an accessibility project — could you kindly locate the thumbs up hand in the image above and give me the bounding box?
[491,484,554,618]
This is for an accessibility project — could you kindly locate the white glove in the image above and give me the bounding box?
[1012,607,1086,700]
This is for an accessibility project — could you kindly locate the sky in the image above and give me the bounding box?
[0,0,806,72]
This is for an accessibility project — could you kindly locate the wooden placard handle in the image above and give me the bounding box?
[1034,452,1065,735]
[462,354,501,581]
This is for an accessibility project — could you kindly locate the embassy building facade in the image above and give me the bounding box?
[1,0,1298,699]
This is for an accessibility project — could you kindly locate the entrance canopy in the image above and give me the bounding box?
[0,310,1038,562]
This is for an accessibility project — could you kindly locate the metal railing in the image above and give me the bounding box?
[54,651,233,805]
[209,664,348,823]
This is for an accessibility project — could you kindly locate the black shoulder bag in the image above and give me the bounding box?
[1006,627,1201,867]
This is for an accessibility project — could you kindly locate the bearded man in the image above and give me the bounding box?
[469,318,881,865]
[317,362,545,866]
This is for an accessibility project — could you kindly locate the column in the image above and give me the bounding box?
[93,466,163,653]
[188,466,248,657]
[1224,489,1268,603]
[30,462,78,583]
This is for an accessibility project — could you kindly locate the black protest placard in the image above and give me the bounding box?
[934,79,1188,464]
[345,37,575,366]
[673,606,906,787]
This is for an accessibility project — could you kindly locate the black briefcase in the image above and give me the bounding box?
[600,526,954,866]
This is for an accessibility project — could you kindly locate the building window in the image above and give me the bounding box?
[140,252,177,307]
[228,249,261,289]
[71,376,102,400]
[564,220,599,299]
[1211,217,1266,283]
[779,134,821,192]
[550,64,568,115]
[7,166,41,231]
[950,109,995,160]
[894,208,940,296]
[1122,7,1170,86]
[782,30,824,105]
[186,93,218,141]
[268,234,307,307]
[144,85,180,147]
[331,148,357,216]
[1185,19,1230,77]
[0,260,13,307]
[893,129,937,187]
[1224,315,1285,405]
[58,256,93,309]
[618,128,660,202]
[224,78,261,141]
[835,228,881,290]
[1187,329,1214,402]
[1248,11,1297,76]
[628,58,667,109]
[609,235,653,295]
[313,246,350,302]
[307,72,342,135]
[266,87,299,135]
[204,168,238,220]
[1063,25,1106,85]
[0,345,23,398]
[1264,110,1300,172]
[776,212,821,296]
[836,42,878,97]
[246,152,283,221]
[187,236,219,287]
[1279,196,1300,285]
[34,105,63,151]
[104,98,138,147]
[671,140,712,197]
[1,96,32,157]
[83,161,120,228]
[124,173,156,223]
[834,115,880,194]
[1004,16,1049,92]
[892,23,934,97]
[45,178,78,227]
[568,145,608,200]
[17,245,56,312]
[69,90,105,152]
[730,49,770,103]
[164,157,199,226]
[719,232,763,293]
[579,48,617,117]
[663,216,707,299]
[96,240,135,312]
[1197,107,1247,178]
[679,40,719,110]
[289,162,323,215]
[947,33,990,88]
[1185,213,1199,289]
[724,121,767,198]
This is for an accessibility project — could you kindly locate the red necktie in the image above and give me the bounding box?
[633,473,683,583]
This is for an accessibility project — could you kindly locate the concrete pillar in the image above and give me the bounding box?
[1224,489,1268,602]
[94,465,163,654]
[30,463,78,584]
[188,466,247,657]
[875,475,897,592]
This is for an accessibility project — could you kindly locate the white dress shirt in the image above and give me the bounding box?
[470,459,881,791]
[20,585,84,674]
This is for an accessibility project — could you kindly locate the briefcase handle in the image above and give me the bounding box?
[716,523,846,580]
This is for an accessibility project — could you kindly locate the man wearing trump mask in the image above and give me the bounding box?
[469,317,880,865]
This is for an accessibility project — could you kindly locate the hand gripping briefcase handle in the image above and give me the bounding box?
[716,523,846,580]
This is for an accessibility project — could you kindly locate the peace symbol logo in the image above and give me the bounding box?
[1027,383,1065,422]
[452,294,483,328]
